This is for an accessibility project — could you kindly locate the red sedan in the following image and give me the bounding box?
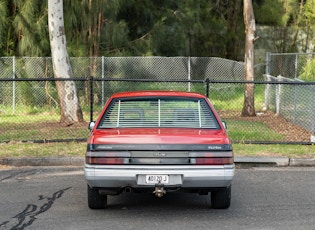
[84,91,234,209]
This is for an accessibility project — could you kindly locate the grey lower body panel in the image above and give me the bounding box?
[84,164,234,189]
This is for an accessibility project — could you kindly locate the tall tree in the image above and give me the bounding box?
[225,0,244,60]
[242,0,256,117]
[48,0,83,125]
[300,0,315,52]
[0,0,8,56]
[176,0,226,57]
[63,0,127,57]
[13,0,49,56]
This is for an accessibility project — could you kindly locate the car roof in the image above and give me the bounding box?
[110,90,207,99]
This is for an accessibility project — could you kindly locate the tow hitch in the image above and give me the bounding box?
[153,184,166,197]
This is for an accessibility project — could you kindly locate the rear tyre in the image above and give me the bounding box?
[87,185,107,209]
[211,185,231,209]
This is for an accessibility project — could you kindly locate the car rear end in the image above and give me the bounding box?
[84,91,234,209]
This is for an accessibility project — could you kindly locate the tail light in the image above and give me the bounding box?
[194,157,233,165]
[189,151,234,165]
[86,151,130,165]
[86,157,125,165]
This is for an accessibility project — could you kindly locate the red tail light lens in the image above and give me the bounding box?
[86,151,131,165]
[86,157,125,165]
[189,151,234,165]
[195,157,233,165]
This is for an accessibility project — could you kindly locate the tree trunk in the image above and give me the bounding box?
[48,0,83,125]
[242,0,256,117]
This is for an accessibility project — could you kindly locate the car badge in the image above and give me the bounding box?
[153,152,167,157]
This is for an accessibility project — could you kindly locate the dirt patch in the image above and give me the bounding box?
[218,110,312,142]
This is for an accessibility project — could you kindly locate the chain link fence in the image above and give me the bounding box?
[266,52,315,79]
[264,52,315,143]
[0,55,314,144]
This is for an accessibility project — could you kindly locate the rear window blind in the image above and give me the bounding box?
[98,97,220,129]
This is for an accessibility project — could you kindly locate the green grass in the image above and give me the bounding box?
[0,113,59,123]
[226,120,283,142]
[0,127,89,142]
[0,142,86,158]
[0,120,90,142]
[210,84,265,111]
[233,143,315,158]
[0,108,92,142]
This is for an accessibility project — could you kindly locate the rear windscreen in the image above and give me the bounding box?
[98,97,220,129]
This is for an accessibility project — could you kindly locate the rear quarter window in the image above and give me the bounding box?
[98,97,220,129]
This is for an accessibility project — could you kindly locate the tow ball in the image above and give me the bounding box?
[153,184,166,197]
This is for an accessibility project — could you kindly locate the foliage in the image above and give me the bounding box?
[0,0,8,56]
[304,0,315,23]
[13,1,49,56]
[0,0,314,57]
[254,0,315,53]
[299,58,315,81]
[0,0,244,58]
[254,0,300,26]
[302,0,315,50]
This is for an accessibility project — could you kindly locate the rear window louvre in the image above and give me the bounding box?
[98,97,220,129]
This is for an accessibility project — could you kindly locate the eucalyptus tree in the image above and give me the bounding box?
[48,0,83,125]
[242,0,256,117]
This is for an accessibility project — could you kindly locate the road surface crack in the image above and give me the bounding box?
[0,187,71,230]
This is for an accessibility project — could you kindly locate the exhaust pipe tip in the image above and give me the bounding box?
[124,187,133,193]
[153,185,166,197]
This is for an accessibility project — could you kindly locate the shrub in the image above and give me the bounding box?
[299,58,315,81]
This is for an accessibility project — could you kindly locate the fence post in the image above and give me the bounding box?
[294,53,298,79]
[276,76,283,115]
[312,85,315,140]
[101,56,105,106]
[263,74,270,111]
[12,56,16,114]
[266,52,270,75]
[188,57,191,92]
[89,76,94,122]
[205,78,210,98]
[293,78,303,123]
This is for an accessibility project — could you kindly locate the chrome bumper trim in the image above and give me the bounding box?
[84,164,235,189]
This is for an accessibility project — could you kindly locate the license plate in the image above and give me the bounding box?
[145,175,169,184]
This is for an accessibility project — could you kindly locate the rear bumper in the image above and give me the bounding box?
[84,164,235,189]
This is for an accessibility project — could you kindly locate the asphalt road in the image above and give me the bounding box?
[0,166,314,230]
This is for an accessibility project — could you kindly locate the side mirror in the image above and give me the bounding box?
[88,121,95,130]
[222,121,227,129]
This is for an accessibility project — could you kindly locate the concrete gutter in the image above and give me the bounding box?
[1,156,315,167]
[289,158,315,167]
[234,156,290,167]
